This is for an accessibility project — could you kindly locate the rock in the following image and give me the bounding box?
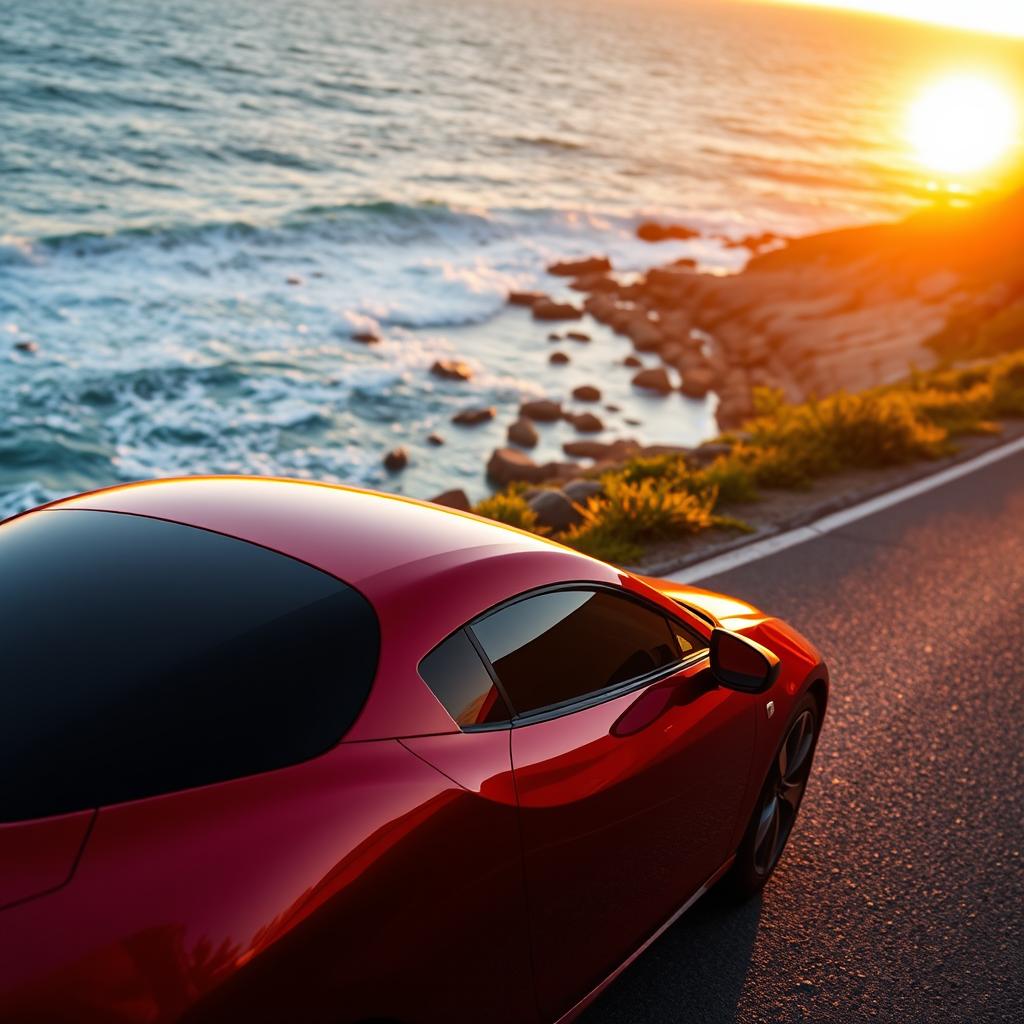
[658,342,687,366]
[452,406,496,426]
[672,257,698,269]
[520,398,562,422]
[565,411,603,433]
[563,440,608,459]
[716,382,755,429]
[572,385,601,402]
[14,341,38,354]
[383,447,408,472]
[351,331,380,344]
[636,221,699,243]
[486,449,574,486]
[623,354,642,368]
[639,444,691,458]
[427,433,445,446]
[431,359,473,382]
[508,290,544,307]
[631,366,673,393]
[679,365,717,398]
[507,417,539,448]
[563,438,639,460]
[583,294,617,324]
[689,442,733,465]
[570,274,618,294]
[625,417,642,426]
[547,255,612,277]
[643,266,701,306]
[605,403,621,412]
[487,448,539,485]
[548,332,562,341]
[430,488,472,512]
[658,309,694,337]
[716,401,751,431]
[608,305,638,332]
[723,230,783,252]
[532,298,584,321]
[733,334,770,367]
[286,275,303,285]
[566,330,591,342]
[626,317,663,352]
[549,351,570,364]
[527,490,583,532]
[563,478,605,504]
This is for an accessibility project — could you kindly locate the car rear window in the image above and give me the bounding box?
[0,509,379,823]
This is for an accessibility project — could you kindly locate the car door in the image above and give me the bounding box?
[469,585,756,1022]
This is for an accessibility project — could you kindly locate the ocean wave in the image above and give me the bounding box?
[13,199,706,263]
[18,201,492,258]
[512,134,587,152]
[3,198,721,330]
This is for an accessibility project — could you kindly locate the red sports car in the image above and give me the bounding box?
[0,476,827,1024]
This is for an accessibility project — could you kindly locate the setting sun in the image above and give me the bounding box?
[907,74,1019,177]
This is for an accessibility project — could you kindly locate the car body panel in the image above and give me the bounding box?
[0,740,534,1024]
[510,656,756,1021]
[0,810,95,910]
[634,574,765,626]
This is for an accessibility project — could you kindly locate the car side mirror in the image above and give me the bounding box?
[709,628,780,693]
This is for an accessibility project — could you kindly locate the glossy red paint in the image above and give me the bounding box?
[1,477,828,1024]
[511,656,754,1022]
[0,810,94,910]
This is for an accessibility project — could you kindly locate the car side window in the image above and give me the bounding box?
[419,629,511,728]
[471,587,693,717]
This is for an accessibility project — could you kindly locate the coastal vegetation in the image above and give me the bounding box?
[472,349,1024,564]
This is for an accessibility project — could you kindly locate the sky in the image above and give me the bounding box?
[765,0,1024,38]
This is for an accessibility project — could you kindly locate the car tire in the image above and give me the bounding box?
[723,692,821,900]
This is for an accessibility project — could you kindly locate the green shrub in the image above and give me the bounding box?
[692,456,760,504]
[473,491,538,532]
[744,389,947,485]
[560,476,716,563]
[990,352,1024,416]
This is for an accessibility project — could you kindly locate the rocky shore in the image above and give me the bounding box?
[378,188,1024,517]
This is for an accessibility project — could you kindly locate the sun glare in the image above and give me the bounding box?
[906,74,1019,177]
[769,1,1024,38]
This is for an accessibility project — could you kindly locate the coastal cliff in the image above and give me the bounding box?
[536,188,1024,430]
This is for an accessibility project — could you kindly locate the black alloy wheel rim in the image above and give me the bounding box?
[753,709,816,876]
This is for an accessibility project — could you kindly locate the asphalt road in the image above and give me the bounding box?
[583,448,1024,1024]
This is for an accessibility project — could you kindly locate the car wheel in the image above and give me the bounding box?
[724,693,820,899]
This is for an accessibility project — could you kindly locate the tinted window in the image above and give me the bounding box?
[472,588,682,715]
[0,510,380,823]
[419,630,510,728]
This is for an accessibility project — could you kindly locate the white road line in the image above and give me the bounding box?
[664,434,1024,584]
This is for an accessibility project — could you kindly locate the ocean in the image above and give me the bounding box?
[3,0,1022,513]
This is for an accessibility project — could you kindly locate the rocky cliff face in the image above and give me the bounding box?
[576,188,1024,428]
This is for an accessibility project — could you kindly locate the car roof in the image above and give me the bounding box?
[41,475,571,587]
[35,477,622,741]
